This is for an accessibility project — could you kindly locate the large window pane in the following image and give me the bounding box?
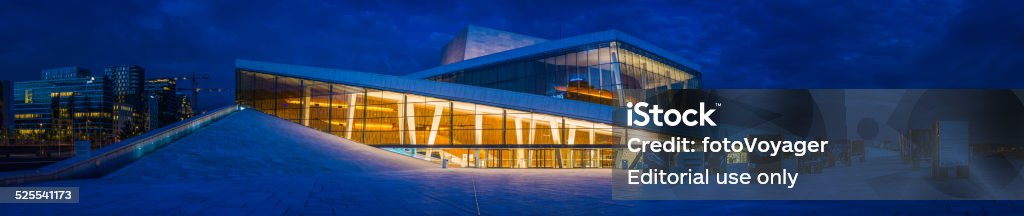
[253,73,276,112]
[599,47,610,64]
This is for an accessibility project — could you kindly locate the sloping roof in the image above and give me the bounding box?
[236,59,613,123]
[406,29,701,79]
[441,25,548,65]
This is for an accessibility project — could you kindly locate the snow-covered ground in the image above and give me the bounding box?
[2,110,1020,215]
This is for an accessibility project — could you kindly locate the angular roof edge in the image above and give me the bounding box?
[236,59,613,123]
[466,24,548,41]
[404,29,701,79]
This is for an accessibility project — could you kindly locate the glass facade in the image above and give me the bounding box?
[13,76,114,146]
[105,65,145,138]
[426,41,700,106]
[237,70,617,168]
[9,65,174,151]
[143,78,193,131]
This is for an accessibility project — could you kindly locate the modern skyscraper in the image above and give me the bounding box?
[143,78,191,130]
[13,67,114,145]
[177,92,193,120]
[41,66,91,80]
[104,65,145,139]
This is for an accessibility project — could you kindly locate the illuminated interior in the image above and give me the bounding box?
[426,42,700,106]
[237,70,617,168]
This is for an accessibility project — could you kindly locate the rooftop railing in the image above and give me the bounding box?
[0,105,242,186]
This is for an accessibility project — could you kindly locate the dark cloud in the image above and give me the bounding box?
[1,0,1021,111]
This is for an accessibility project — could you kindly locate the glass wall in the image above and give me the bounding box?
[13,77,115,147]
[425,41,700,106]
[384,148,615,168]
[237,70,618,168]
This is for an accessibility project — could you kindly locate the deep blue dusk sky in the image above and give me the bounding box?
[2,0,1022,110]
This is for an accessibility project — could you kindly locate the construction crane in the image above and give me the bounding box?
[173,72,224,115]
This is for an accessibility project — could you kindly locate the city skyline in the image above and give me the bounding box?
[5,65,193,155]
[1,1,1022,214]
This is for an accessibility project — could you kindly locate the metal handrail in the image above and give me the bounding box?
[0,105,242,186]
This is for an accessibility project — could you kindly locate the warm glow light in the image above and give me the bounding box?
[554,86,614,99]
[73,112,110,118]
[320,120,393,129]
[50,92,74,97]
[15,114,41,119]
[18,129,41,134]
[285,100,395,112]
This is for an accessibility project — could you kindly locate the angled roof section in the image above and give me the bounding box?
[407,29,701,79]
[236,59,613,123]
[441,25,547,65]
